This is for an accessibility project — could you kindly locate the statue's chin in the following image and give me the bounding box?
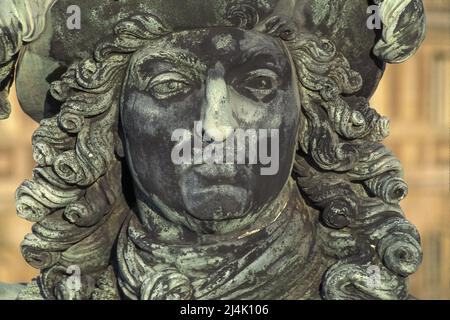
[182,185,249,221]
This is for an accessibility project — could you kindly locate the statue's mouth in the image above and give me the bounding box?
[177,164,251,221]
[191,163,239,181]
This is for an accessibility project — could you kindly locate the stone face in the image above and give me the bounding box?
[0,0,426,300]
[121,28,300,229]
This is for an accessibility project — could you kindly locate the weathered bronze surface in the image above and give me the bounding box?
[0,0,426,300]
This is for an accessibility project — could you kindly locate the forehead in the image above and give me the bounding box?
[130,28,288,69]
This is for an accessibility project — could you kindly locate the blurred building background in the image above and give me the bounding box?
[370,0,450,300]
[0,0,449,299]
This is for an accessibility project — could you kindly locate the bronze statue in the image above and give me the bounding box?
[0,0,426,300]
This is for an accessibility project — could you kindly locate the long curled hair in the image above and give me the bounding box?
[16,10,422,300]
[285,33,422,299]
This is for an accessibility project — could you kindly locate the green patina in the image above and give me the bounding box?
[0,0,426,300]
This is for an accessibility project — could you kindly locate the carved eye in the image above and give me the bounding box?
[148,72,192,100]
[245,76,273,90]
[235,69,279,100]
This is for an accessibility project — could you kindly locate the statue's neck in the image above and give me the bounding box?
[118,178,324,300]
[135,178,296,241]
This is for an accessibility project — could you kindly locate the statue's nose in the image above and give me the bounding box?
[202,62,237,143]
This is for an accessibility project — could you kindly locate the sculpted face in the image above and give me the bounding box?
[120,28,300,228]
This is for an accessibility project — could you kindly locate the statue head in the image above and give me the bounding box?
[120,26,301,233]
[5,0,426,300]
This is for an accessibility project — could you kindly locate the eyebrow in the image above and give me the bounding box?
[134,51,208,77]
[241,45,287,72]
